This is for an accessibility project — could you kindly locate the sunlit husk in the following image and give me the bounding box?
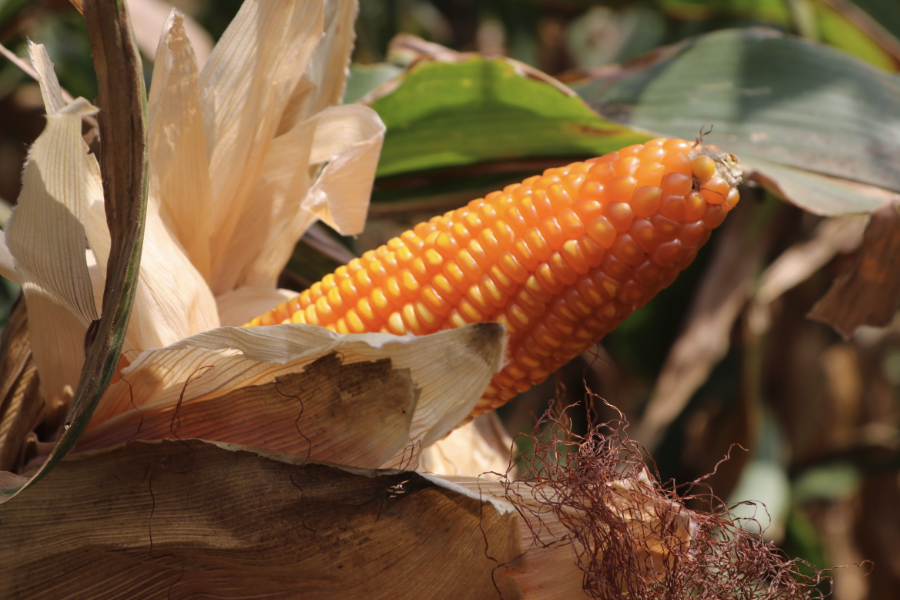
[79,323,505,469]
[148,10,214,283]
[5,95,99,406]
[419,412,515,477]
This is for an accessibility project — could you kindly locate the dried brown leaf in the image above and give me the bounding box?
[0,299,44,473]
[79,353,419,469]
[809,201,900,338]
[0,439,524,599]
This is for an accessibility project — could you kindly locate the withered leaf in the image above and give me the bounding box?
[808,201,900,338]
[0,298,44,473]
[78,353,419,469]
[0,439,523,599]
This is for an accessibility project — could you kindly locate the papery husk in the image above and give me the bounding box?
[5,94,100,407]
[147,10,214,284]
[200,0,324,292]
[79,351,419,469]
[127,0,213,66]
[0,439,524,599]
[419,412,516,477]
[79,323,506,469]
[0,0,153,503]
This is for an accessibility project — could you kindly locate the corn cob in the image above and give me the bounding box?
[247,138,742,419]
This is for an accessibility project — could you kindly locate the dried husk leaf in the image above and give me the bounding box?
[79,352,419,469]
[200,0,325,293]
[809,200,900,338]
[277,0,358,132]
[302,104,384,234]
[220,98,384,292]
[420,412,515,477]
[79,13,219,353]
[214,114,317,293]
[754,216,866,309]
[147,10,214,283]
[0,299,44,473]
[0,231,16,282]
[121,197,221,352]
[77,11,218,353]
[0,439,524,599]
[28,43,66,114]
[127,0,213,67]
[748,215,866,334]
[5,96,100,405]
[80,323,506,469]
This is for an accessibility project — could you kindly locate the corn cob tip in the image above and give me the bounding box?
[247,138,743,421]
[690,144,742,189]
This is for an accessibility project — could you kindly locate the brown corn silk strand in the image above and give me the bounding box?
[247,138,743,419]
[505,398,829,599]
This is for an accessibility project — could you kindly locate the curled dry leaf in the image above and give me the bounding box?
[0,0,153,503]
[0,439,523,600]
[749,215,866,334]
[78,323,506,470]
[78,353,420,469]
[808,201,900,338]
[0,300,43,474]
[4,94,101,407]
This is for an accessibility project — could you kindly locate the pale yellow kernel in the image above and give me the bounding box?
[424,248,443,269]
[346,309,366,333]
[388,312,406,335]
[448,310,468,329]
[401,304,421,333]
[415,301,438,327]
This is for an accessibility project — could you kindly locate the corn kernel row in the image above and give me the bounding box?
[247,138,743,420]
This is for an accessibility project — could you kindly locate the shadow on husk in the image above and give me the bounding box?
[500,393,833,599]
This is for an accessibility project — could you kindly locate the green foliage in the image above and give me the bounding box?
[369,56,650,178]
[575,28,900,215]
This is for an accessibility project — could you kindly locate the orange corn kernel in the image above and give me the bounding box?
[246,139,743,420]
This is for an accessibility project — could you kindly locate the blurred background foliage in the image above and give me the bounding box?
[3,0,900,597]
